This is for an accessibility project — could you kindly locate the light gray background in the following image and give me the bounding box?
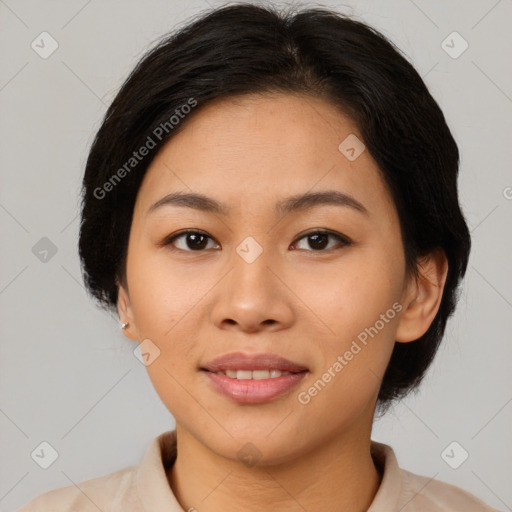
[1,0,511,510]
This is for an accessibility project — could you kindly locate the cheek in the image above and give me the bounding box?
[307,243,404,339]
[297,239,404,403]
[129,263,201,411]
[296,302,400,426]
[124,258,203,404]
[314,275,401,383]
[127,249,203,335]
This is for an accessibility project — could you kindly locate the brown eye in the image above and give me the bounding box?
[163,229,351,254]
[164,230,219,251]
[292,230,352,252]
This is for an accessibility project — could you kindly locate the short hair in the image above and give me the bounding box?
[78,2,471,413]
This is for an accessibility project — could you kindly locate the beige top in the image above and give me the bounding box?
[17,430,499,511]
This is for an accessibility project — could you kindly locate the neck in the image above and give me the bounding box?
[168,410,382,511]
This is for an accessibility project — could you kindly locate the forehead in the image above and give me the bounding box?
[134,92,394,218]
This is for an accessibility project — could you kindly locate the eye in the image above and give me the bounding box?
[292,230,352,252]
[162,229,351,253]
[163,230,220,252]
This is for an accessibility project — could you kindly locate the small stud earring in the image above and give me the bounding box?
[120,322,129,330]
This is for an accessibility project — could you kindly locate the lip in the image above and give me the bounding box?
[200,352,309,404]
[201,352,308,373]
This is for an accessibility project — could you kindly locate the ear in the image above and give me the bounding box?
[395,249,449,343]
[117,282,140,342]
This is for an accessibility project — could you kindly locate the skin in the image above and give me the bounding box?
[118,92,448,511]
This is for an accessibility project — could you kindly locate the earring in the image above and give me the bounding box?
[120,322,129,330]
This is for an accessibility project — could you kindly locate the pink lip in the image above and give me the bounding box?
[204,371,307,404]
[201,352,308,373]
[200,352,309,404]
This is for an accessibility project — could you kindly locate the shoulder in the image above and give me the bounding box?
[370,441,500,512]
[16,465,142,512]
[399,468,501,511]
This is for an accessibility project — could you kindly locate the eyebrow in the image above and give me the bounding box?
[147,190,368,217]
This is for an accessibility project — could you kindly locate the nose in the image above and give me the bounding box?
[209,239,295,334]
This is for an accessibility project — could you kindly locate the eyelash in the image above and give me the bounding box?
[162,229,352,253]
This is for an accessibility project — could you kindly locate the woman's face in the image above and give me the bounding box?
[119,92,416,464]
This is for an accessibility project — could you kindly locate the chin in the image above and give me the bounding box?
[199,424,311,467]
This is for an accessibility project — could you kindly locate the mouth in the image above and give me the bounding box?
[200,352,308,404]
[207,369,298,379]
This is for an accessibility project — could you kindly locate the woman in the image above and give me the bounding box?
[18,3,499,511]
